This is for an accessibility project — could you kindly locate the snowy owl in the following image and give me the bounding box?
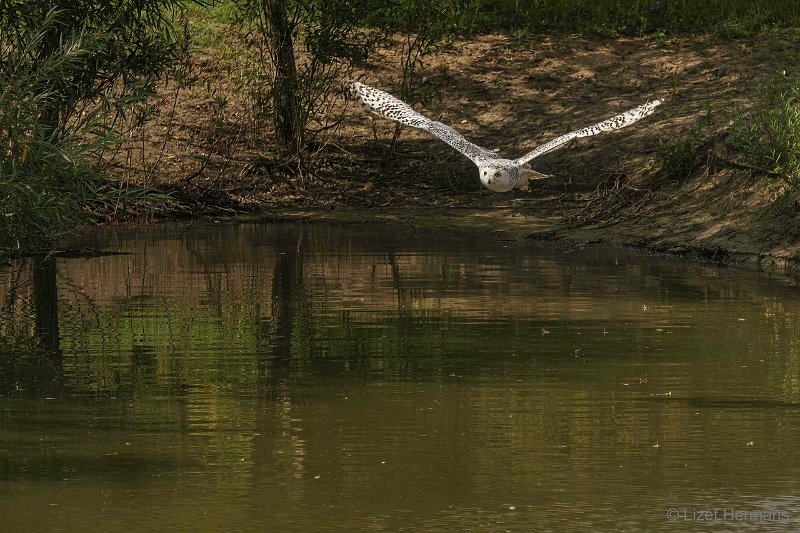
[349,81,662,192]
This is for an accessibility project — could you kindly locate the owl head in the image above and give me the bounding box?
[478,165,517,192]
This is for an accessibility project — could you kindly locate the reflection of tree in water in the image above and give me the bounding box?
[33,257,61,358]
[256,232,312,397]
[387,250,416,374]
[0,258,64,397]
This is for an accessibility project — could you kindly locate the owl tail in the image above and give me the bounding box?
[520,168,552,181]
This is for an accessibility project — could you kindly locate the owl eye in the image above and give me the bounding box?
[494,171,502,178]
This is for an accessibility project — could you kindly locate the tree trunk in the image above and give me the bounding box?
[262,0,302,156]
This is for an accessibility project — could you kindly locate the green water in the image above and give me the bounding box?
[2,221,800,531]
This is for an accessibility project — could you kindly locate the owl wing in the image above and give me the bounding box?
[349,81,501,164]
[513,99,662,166]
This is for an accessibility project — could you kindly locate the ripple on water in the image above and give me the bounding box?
[2,221,800,530]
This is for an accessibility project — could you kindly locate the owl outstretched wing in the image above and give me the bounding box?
[349,81,501,164]
[513,99,662,166]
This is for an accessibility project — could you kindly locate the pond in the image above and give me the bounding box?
[2,220,800,531]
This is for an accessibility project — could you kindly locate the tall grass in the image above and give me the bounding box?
[0,11,115,255]
[729,79,800,185]
[654,73,800,191]
[1,3,190,258]
[183,0,800,38]
[458,0,800,36]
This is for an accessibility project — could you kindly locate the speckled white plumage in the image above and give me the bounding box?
[349,80,662,193]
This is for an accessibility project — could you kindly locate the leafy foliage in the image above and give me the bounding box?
[0,0,189,132]
[364,0,465,113]
[230,0,467,164]
[0,1,191,255]
[229,0,385,163]
[0,11,111,253]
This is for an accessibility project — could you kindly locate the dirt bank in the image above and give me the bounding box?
[113,32,800,272]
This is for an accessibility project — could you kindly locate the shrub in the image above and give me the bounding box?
[0,2,192,256]
[728,80,800,185]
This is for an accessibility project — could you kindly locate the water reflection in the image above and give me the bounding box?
[2,221,800,530]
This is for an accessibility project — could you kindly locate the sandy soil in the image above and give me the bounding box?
[110,31,800,271]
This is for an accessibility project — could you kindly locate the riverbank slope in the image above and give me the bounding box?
[115,32,800,271]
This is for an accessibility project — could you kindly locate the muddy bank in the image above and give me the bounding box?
[113,32,800,273]
[250,205,797,273]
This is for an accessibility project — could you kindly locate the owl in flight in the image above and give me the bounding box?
[349,81,662,192]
